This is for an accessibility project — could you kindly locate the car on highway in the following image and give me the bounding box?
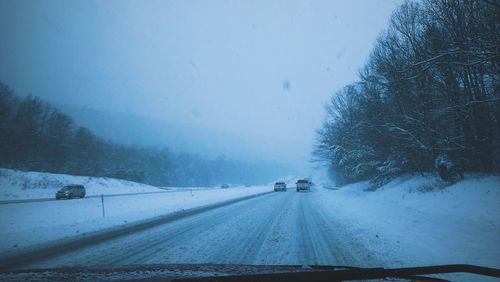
[273,182,286,192]
[55,184,86,199]
[296,179,311,192]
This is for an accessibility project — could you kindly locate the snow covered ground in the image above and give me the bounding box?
[0,168,165,200]
[0,168,272,255]
[1,168,498,281]
[314,174,500,270]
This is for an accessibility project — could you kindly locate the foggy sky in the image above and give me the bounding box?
[0,0,401,171]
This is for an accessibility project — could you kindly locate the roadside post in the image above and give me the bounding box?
[101,194,105,218]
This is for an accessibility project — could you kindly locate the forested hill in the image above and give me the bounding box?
[313,0,499,186]
[0,83,287,186]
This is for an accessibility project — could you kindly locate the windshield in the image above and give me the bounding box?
[0,0,498,280]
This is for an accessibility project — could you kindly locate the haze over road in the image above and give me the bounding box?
[22,189,379,269]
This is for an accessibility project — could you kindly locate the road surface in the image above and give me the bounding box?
[20,189,379,269]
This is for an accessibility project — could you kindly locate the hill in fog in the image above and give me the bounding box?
[57,103,300,169]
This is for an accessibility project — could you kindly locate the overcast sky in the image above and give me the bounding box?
[0,0,401,171]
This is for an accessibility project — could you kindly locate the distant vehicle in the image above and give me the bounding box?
[296,179,311,192]
[274,182,287,192]
[220,184,229,189]
[55,184,86,199]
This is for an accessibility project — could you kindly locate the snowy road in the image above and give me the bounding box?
[21,189,379,269]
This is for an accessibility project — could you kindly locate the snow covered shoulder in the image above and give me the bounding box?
[315,174,500,269]
[0,168,164,200]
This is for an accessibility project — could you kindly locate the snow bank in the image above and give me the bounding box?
[0,168,163,200]
[314,174,500,270]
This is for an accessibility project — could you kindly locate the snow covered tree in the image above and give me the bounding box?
[314,0,500,185]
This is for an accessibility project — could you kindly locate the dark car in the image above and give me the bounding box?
[274,182,286,192]
[55,184,86,199]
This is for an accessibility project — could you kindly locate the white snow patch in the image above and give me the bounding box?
[314,174,500,270]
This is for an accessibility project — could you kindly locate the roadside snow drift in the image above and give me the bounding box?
[0,168,163,200]
[314,174,500,269]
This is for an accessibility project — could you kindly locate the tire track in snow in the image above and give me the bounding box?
[25,192,281,267]
[228,191,295,264]
[22,188,381,269]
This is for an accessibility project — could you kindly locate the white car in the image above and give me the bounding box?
[296,179,311,192]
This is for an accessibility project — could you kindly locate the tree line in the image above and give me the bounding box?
[313,0,499,186]
[0,82,284,186]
